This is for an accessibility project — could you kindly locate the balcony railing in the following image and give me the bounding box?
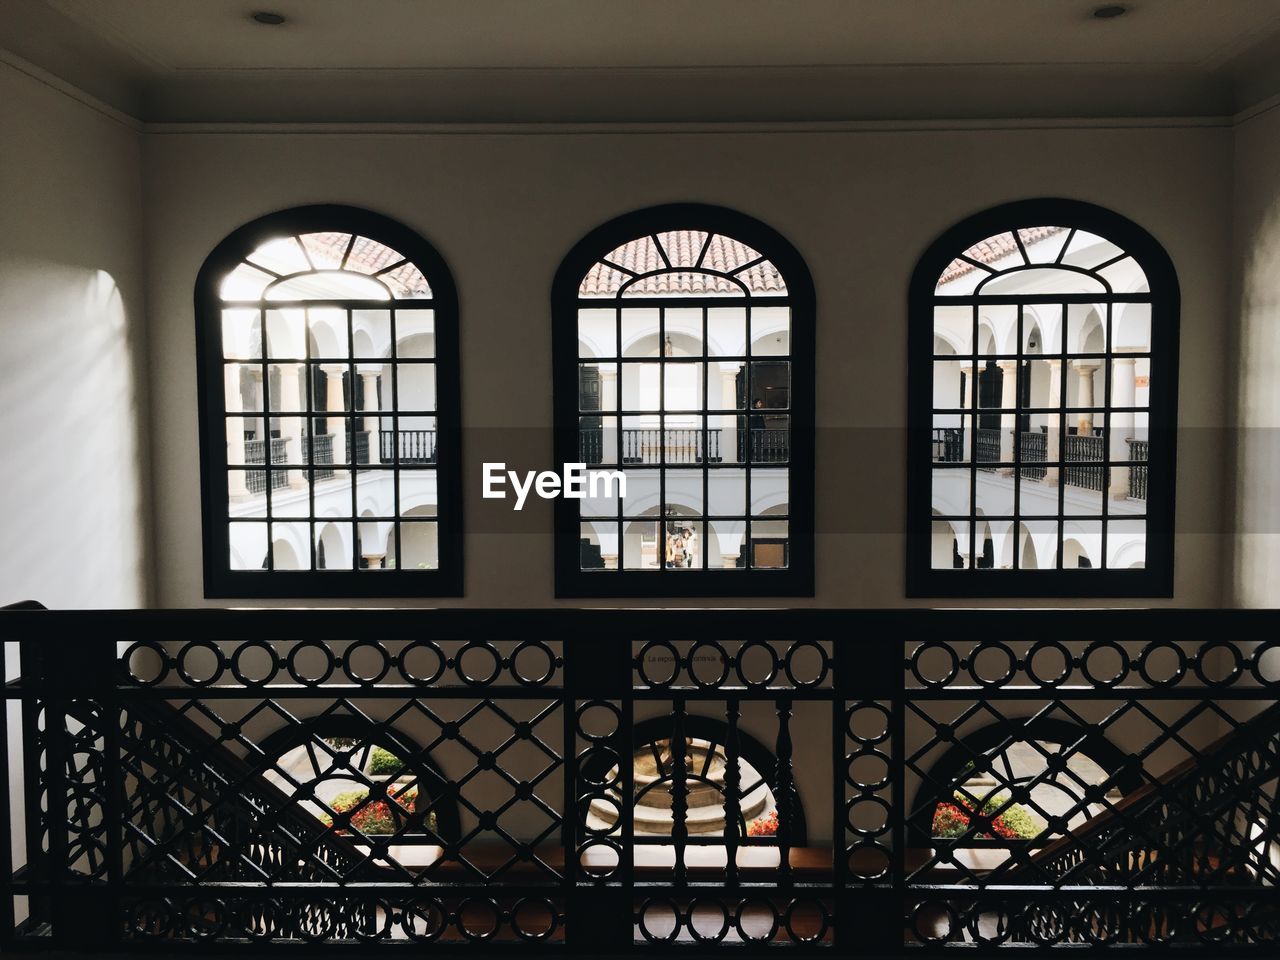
[312,433,334,480]
[346,430,370,465]
[975,428,1001,471]
[933,429,1148,501]
[2,607,1278,951]
[747,427,790,464]
[1064,433,1106,492]
[932,427,964,463]
[243,437,289,493]
[1128,438,1149,500]
[622,428,722,464]
[1020,430,1047,480]
[581,429,790,466]
[380,429,437,464]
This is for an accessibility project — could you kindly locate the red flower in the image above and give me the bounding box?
[931,797,1021,840]
[747,809,779,837]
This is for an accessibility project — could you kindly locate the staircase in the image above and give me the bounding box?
[57,697,380,940]
[1005,701,1280,944]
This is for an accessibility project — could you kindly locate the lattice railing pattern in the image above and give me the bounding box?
[1,611,1278,953]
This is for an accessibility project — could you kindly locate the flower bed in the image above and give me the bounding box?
[320,785,436,836]
[931,792,1040,840]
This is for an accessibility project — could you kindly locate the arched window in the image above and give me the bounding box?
[553,205,815,597]
[581,715,807,845]
[908,200,1178,597]
[909,717,1140,880]
[258,719,461,851]
[196,205,461,597]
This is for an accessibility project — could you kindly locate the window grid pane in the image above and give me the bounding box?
[575,230,794,574]
[929,225,1152,574]
[220,225,446,578]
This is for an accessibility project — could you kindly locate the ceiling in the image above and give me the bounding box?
[3,0,1280,123]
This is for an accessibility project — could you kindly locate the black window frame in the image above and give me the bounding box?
[552,204,815,598]
[195,204,463,598]
[907,198,1179,598]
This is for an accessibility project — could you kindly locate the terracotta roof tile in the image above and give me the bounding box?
[581,230,786,297]
[938,226,1067,286]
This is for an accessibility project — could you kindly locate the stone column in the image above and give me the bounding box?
[721,554,740,569]
[997,359,1018,472]
[360,371,381,464]
[277,364,306,488]
[1109,356,1137,500]
[1075,360,1100,435]
[720,365,740,461]
[322,364,347,463]
[1043,359,1062,484]
[600,367,618,463]
[225,363,248,497]
[601,554,619,570]
[362,553,385,569]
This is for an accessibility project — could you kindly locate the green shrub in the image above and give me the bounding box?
[368,746,405,775]
[931,792,1042,840]
[995,801,1040,839]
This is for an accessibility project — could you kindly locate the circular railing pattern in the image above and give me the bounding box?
[907,639,1280,691]
[120,638,565,689]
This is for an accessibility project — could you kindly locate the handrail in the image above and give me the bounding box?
[122,697,373,870]
[1011,699,1280,881]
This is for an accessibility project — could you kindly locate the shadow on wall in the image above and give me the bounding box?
[0,257,148,608]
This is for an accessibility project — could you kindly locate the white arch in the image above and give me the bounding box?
[307,307,345,358]
[316,521,351,570]
[1109,537,1146,570]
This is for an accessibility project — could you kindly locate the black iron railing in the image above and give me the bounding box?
[580,428,605,464]
[347,430,371,465]
[748,428,789,464]
[932,427,964,463]
[1065,434,1106,492]
[380,429,436,464]
[2,608,1278,952]
[1020,431,1047,480]
[312,433,335,480]
[243,437,290,493]
[581,429,787,466]
[1128,438,1149,500]
[622,428,723,464]
[975,428,1001,471]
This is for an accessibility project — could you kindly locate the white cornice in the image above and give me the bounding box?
[138,116,1233,136]
[4,44,1272,136]
[0,48,140,131]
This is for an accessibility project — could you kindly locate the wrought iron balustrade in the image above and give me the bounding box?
[243,437,290,493]
[1020,431,1047,480]
[2,608,1278,953]
[347,430,371,465]
[1128,439,1149,500]
[1064,433,1106,492]
[749,428,789,464]
[579,428,605,464]
[311,433,335,480]
[932,427,965,463]
[380,429,437,464]
[975,428,1001,471]
[622,428,723,465]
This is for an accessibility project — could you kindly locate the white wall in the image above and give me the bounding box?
[0,61,150,608]
[1230,101,1280,606]
[0,58,150,914]
[142,122,1233,607]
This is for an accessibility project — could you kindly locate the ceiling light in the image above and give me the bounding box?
[1092,4,1128,18]
[251,11,287,25]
